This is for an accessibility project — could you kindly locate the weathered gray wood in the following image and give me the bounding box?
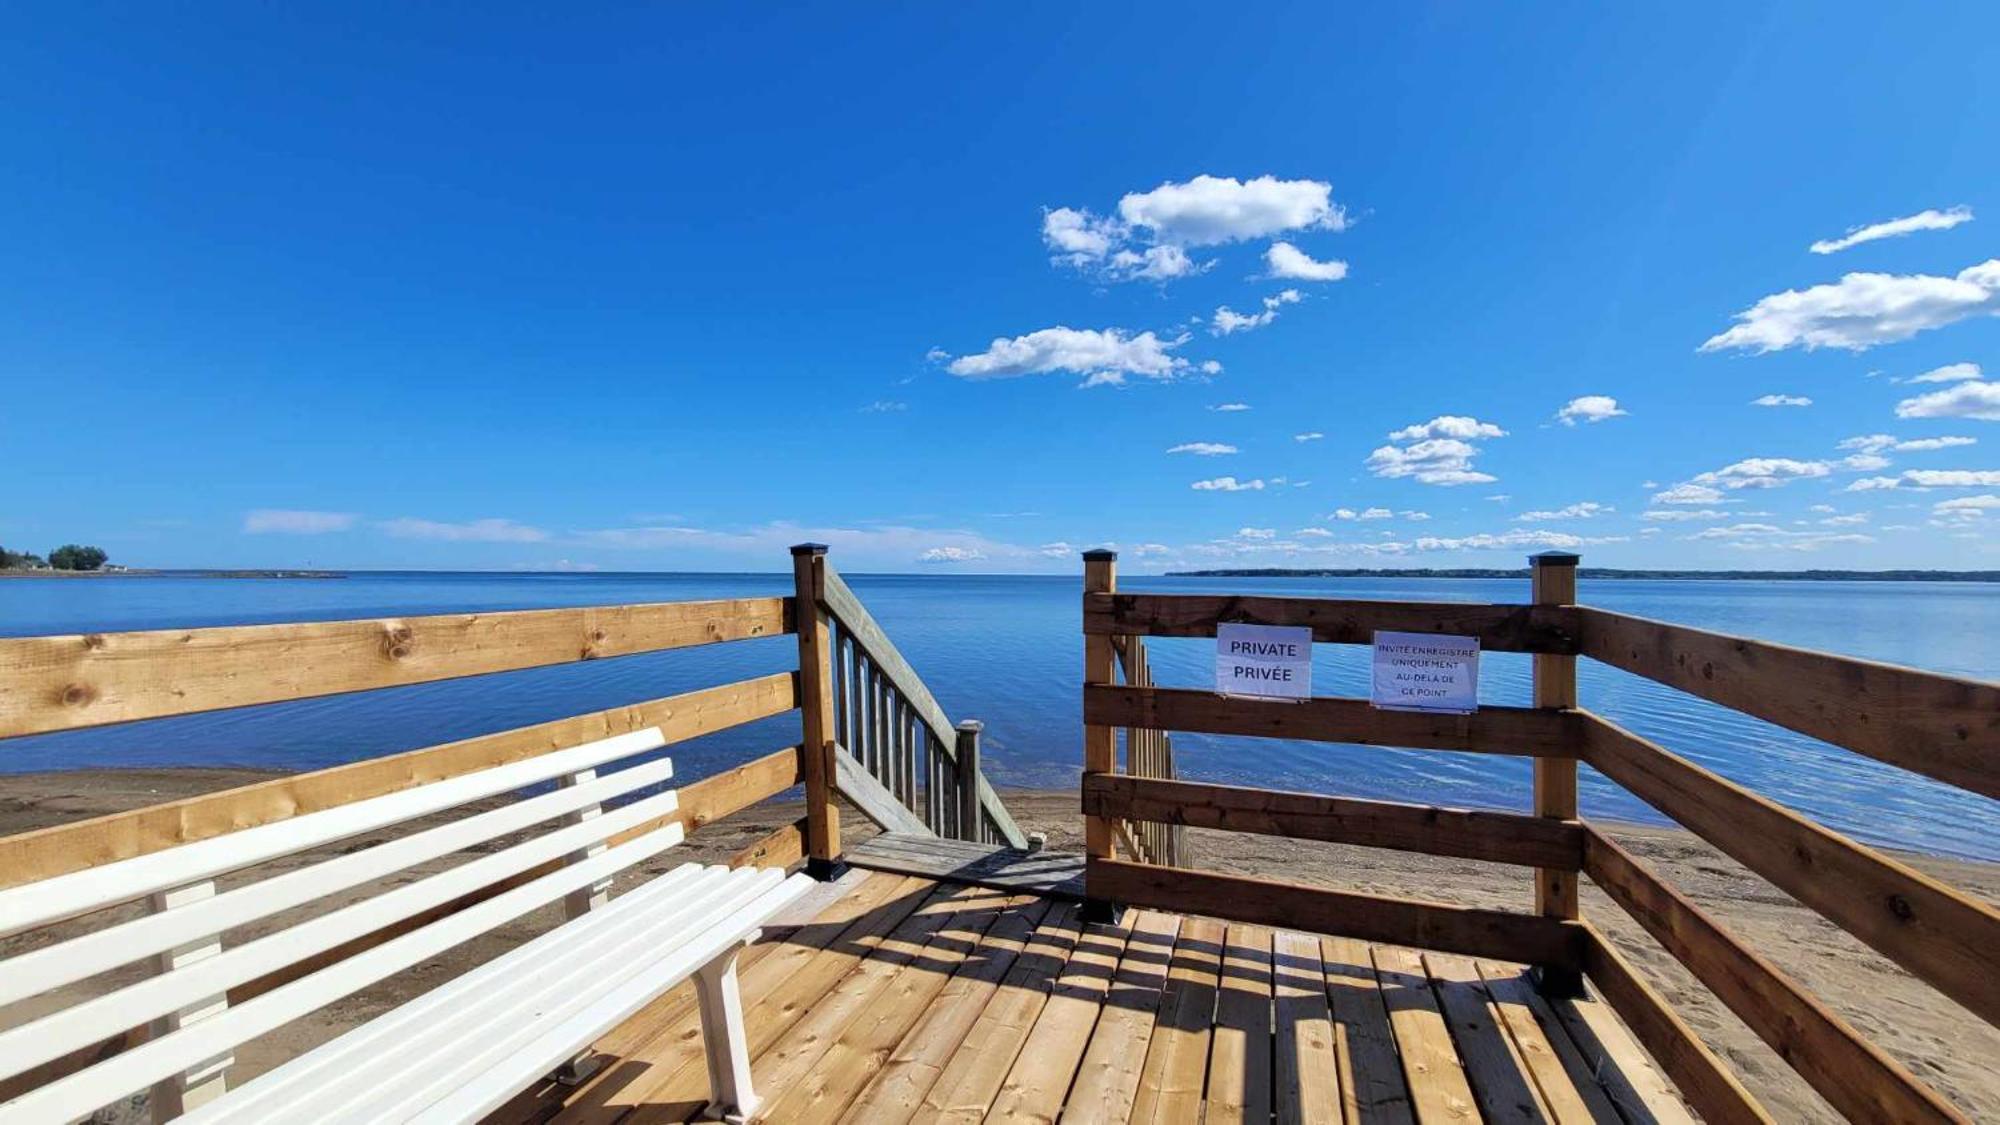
[834,746,933,837]
[847,833,1087,899]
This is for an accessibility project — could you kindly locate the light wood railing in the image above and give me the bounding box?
[1078,548,1999,1124]
[1110,634,1183,866]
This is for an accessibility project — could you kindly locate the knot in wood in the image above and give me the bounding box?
[380,626,414,661]
[60,682,97,707]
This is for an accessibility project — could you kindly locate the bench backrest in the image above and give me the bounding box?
[0,727,685,1120]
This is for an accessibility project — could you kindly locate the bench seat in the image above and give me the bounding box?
[187,862,810,1124]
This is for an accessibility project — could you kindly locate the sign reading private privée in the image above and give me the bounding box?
[1215,623,1313,700]
[1370,631,1480,713]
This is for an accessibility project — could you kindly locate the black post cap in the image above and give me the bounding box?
[1529,550,1581,567]
[789,543,829,556]
[1081,548,1118,562]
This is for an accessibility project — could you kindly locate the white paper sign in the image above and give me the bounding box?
[1371,631,1480,714]
[1215,623,1313,700]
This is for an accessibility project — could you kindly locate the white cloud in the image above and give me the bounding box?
[1555,396,1627,426]
[1041,207,1120,262]
[1641,509,1729,522]
[919,546,987,563]
[242,509,357,534]
[860,400,908,413]
[946,326,1187,384]
[1700,259,2000,352]
[1691,457,1833,490]
[1118,175,1346,246]
[1107,244,1204,281]
[1037,542,1075,558]
[1809,206,1974,255]
[1809,504,1837,513]
[1210,289,1303,336]
[1907,469,2000,487]
[1167,442,1238,456]
[1401,510,1431,521]
[1839,433,1977,454]
[1295,527,1335,537]
[1237,527,1277,540]
[1935,495,1999,515]
[1265,240,1349,281]
[379,517,550,543]
[1818,513,1870,526]
[1903,362,1981,384]
[1367,415,1506,486]
[1684,523,1874,551]
[1331,507,1394,521]
[1294,431,1324,443]
[1410,529,1609,552]
[1199,360,1224,375]
[1515,502,1612,521]
[1844,476,1906,492]
[1192,476,1265,491]
[1210,402,1251,412]
[1133,543,1173,557]
[1750,394,1813,407]
[1841,452,1892,472]
[1651,482,1727,505]
[1895,380,2000,421]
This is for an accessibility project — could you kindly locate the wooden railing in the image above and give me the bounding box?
[1077,548,2000,1124]
[1110,633,1184,866]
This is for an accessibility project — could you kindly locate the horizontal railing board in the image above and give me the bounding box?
[1577,607,2000,800]
[1579,712,2000,1028]
[0,596,792,739]
[1081,774,1581,870]
[1578,925,1774,1125]
[1084,592,1581,653]
[0,671,798,889]
[1581,828,1964,1124]
[1086,857,1584,969]
[1084,684,1581,758]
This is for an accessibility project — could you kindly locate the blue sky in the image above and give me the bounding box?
[3,4,1997,573]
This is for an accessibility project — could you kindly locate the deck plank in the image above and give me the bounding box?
[986,906,1139,1123]
[1543,982,1698,1125]
[1322,935,1414,1125]
[1373,945,1480,1124]
[1061,908,1182,1123]
[1275,930,1341,1125]
[1425,952,1550,1123]
[1206,923,1275,1125]
[1477,962,1623,1123]
[1131,915,1225,1124]
[847,833,1086,899]
[913,902,1085,1124]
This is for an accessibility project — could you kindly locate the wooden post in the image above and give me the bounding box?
[1081,549,1122,923]
[955,720,984,843]
[791,544,845,881]
[1530,550,1583,996]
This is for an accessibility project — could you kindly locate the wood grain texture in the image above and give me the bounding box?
[1582,827,1965,1123]
[1578,925,1773,1125]
[0,672,797,889]
[1084,592,1581,653]
[1531,561,1581,949]
[1086,683,1581,758]
[1371,945,1480,1124]
[1320,935,1412,1125]
[1580,712,2000,1027]
[1206,924,1275,1125]
[1577,606,2000,799]
[0,597,790,739]
[729,816,807,871]
[1088,859,1585,970]
[1082,773,1582,870]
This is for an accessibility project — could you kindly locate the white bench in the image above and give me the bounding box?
[0,728,812,1123]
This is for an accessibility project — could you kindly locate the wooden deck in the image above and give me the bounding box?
[495,867,1691,1124]
[847,832,1088,900]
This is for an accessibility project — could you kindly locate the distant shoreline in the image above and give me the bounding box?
[1166,567,2000,582]
[0,568,345,580]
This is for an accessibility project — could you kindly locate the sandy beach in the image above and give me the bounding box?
[3,771,1995,1122]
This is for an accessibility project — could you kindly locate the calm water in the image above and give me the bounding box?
[3,572,1996,861]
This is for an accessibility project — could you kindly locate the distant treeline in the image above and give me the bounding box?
[0,543,108,571]
[1164,567,2000,582]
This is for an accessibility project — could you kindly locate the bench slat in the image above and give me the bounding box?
[0,727,668,937]
[0,819,693,1123]
[295,869,787,1124]
[0,753,679,1010]
[0,785,683,1086]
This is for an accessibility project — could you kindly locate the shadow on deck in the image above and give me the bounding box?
[493,866,1689,1124]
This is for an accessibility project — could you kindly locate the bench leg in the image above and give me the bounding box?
[694,939,758,1123]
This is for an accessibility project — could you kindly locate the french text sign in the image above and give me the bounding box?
[1371,631,1479,713]
[1215,623,1313,700]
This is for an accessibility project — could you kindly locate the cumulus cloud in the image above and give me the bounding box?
[1895,380,2000,421]
[1294,431,1324,442]
[242,509,357,534]
[1690,458,1833,490]
[1210,289,1302,336]
[919,546,987,563]
[946,326,1187,385]
[1236,527,1277,540]
[1264,240,1349,281]
[1118,175,1346,246]
[1037,542,1075,558]
[1699,259,2000,352]
[1839,433,1977,454]
[1641,509,1729,522]
[1809,206,1973,255]
[1192,476,1265,491]
[1515,502,1612,521]
[1651,482,1727,505]
[1935,495,1999,516]
[1331,507,1394,521]
[1750,394,1812,407]
[379,517,550,543]
[1902,362,1981,384]
[1845,469,2000,491]
[1199,360,1224,375]
[1555,396,1627,426]
[1167,442,1238,456]
[1106,244,1204,281]
[1366,415,1506,486]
